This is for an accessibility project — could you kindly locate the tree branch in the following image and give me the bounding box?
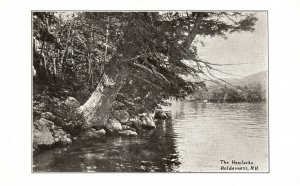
[131,74,162,90]
[130,61,170,85]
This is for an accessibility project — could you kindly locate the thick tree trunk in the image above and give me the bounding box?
[77,14,203,130]
[78,63,129,129]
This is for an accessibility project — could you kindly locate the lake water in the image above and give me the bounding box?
[33,101,268,172]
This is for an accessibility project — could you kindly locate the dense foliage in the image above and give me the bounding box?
[33,11,258,114]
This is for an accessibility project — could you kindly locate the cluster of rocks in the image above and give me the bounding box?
[33,97,160,154]
[103,110,157,137]
[33,113,73,154]
[33,96,83,154]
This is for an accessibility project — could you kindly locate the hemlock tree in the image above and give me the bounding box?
[33,12,258,129]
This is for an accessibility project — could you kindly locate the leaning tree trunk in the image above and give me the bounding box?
[77,13,204,130]
[78,63,129,129]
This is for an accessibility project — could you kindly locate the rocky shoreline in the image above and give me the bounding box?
[33,96,170,155]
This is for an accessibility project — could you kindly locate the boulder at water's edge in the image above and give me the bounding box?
[33,118,55,151]
[139,114,156,129]
[105,118,122,133]
[112,110,130,124]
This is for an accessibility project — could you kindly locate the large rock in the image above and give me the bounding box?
[127,118,143,131]
[64,97,80,108]
[41,112,56,122]
[139,114,156,129]
[118,130,138,137]
[112,110,129,124]
[105,118,122,133]
[33,118,55,148]
[34,118,54,132]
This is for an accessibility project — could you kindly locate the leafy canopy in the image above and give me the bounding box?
[33,12,258,109]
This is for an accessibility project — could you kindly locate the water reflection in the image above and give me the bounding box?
[33,119,180,172]
[33,101,268,172]
[170,101,268,172]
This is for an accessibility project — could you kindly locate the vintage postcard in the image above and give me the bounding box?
[32,11,268,172]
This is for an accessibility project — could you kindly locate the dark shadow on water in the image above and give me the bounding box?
[33,119,180,172]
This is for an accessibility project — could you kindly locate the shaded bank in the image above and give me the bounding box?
[33,119,179,172]
[33,90,161,155]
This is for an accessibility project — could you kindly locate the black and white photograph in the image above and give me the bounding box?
[32,11,268,172]
[1,0,300,185]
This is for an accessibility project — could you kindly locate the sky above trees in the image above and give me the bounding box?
[197,12,267,78]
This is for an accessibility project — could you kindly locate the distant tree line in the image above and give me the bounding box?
[208,84,266,103]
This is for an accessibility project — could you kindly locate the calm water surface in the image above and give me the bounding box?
[33,101,268,172]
